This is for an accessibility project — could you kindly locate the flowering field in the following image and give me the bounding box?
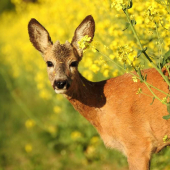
[0,0,170,169]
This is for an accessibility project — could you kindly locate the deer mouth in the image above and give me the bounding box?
[53,80,71,94]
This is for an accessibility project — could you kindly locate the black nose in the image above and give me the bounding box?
[54,80,67,89]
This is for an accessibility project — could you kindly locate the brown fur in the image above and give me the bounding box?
[28,15,170,170]
[53,41,72,58]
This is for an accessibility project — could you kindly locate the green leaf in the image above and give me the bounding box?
[127,0,133,9]
[163,103,170,119]
[123,20,136,31]
[163,114,170,120]
[123,23,130,31]
[137,50,142,58]
[150,97,155,105]
[137,48,147,58]
[143,47,147,52]
[144,74,147,81]
[161,49,170,68]
[167,102,170,114]
[137,68,144,81]
[131,20,136,26]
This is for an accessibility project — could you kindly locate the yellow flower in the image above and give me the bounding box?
[162,97,167,104]
[53,106,61,114]
[90,136,100,144]
[25,144,32,153]
[109,54,115,59]
[25,119,35,129]
[116,45,134,63]
[82,70,93,81]
[78,35,91,49]
[86,145,95,155]
[103,69,109,77]
[136,16,143,25]
[163,135,170,143]
[90,64,100,73]
[103,45,109,50]
[48,125,57,135]
[112,70,119,77]
[71,131,82,140]
[111,0,126,11]
[136,88,142,94]
[132,76,138,82]
[91,45,97,52]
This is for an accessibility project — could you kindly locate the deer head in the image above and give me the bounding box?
[28,15,95,94]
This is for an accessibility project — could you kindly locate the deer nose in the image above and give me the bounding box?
[54,80,67,89]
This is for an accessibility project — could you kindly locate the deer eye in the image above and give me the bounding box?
[46,61,54,67]
[70,61,78,67]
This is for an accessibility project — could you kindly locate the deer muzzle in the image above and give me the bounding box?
[53,79,70,94]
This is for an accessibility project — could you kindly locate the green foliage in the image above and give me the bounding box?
[161,49,170,68]
[0,0,14,14]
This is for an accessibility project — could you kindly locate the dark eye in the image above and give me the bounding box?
[46,61,54,67]
[70,61,78,67]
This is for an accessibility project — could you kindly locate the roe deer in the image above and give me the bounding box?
[28,15,170,170]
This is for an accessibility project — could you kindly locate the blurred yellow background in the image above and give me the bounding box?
[0,0,170,169]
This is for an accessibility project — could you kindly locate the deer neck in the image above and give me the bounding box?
[64,73,106,127]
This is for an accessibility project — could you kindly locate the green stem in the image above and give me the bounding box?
[144,80,162,102]
[96,49,127,73]
[124,8,170,87]
[141,92,153,98]
[155,22,163,68]
[134,72,170,97]
[124,9,144,50]
[145,81,170,97]
[166,65,170,78]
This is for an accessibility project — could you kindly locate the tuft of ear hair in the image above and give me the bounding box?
[28,19,53,54]
[71,15,95,57]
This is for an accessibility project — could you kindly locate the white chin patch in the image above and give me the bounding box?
[54,89,67,94]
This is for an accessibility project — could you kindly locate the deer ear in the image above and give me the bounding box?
[28,18,53,54]
[71,15,95,57]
